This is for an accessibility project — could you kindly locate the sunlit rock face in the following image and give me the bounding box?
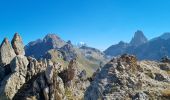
[85,54,170,100]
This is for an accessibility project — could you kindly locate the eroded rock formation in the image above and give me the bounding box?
[85,54,170,100]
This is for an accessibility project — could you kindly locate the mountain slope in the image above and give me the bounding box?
[25,33,108,76]
[25,34,66,58]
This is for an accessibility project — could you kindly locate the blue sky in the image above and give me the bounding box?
[0,0,170,50]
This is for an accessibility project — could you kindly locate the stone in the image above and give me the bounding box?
[79,70,87,80]
[67,59,78,81]
[154,73,166,81]
[43,87,49,100]
[159,63,170,71]
[0,72,26,100]
[45,60,54,84]
[0,38,16,66]
[10,55,29,77]
[132,92,149,100]
[11,33,25,55]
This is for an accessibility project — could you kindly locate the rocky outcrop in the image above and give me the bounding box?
[0,38,16,66]
[11,33,25,55]
[0,34,28,100]
[84,54,170,100]
[60,43,77,61]
[0,55,28,100]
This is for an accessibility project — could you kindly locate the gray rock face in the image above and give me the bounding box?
[0,55,28,100]
[0,72,26,100]
[60,43,77,61]
[10,55,29,77]
[0,38,16,66]
[11,33,25,55]
[45,60,54,84]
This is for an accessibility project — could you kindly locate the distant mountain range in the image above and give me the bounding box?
[104,30,170,60]
[25,34,108,76]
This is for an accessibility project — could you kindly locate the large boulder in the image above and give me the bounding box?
[0,55,28,99]
[11,33,25,55]
[0,72,26,100]
[10,55,29,77]
[67,58,78,81]
[45,60,54,84]
[0,38,16,66]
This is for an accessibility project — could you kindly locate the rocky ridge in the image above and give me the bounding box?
[85,54,170,100]
[0,33,89,100]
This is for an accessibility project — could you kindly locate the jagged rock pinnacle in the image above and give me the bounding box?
[11,33,25,55]
[130,30,148,46]
[0,38,16,66]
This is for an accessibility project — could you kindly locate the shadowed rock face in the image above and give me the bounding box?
[130,30,148,46]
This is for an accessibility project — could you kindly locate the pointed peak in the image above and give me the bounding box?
[134,30,145,37]
[3,38,9,44]
[11,33,25,55]
[12,33,22,42]
[159,32,170,40]
[130,30,148,46]
[118,41,126,44]
[14,32,19,36]
[44,33,60,40]
[1,38,10,47]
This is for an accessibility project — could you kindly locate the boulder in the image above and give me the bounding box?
[0,38,16,66]
[10,55,29,77]
[67,59,78,81]
[159,63,170,71]
[133,92,149,100]
[0,72,26,100]
[45,60,54,84]
[0,54,29,99]
[11,33,25,55]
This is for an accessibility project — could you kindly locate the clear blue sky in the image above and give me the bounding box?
[0,0,170,50]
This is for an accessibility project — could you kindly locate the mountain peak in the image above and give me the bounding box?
[160,32,170,40]
[43,33,61,41]
[130,30,148,46]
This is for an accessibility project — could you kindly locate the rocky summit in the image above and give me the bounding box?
[84,54,170,100]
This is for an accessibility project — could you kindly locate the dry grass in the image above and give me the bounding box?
[167,71,170,74]
[162,89,170,97]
